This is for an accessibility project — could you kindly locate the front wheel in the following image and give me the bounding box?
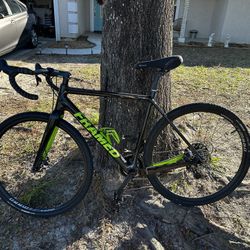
[144,103,250,206]
[0,112,93,217]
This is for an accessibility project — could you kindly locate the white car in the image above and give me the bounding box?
[0,0,38,56]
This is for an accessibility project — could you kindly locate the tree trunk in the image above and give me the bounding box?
[97,0,173,196]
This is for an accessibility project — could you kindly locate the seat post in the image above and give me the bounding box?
[150,71,165,99]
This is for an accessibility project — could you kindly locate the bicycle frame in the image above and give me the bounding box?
[33,74,197,174]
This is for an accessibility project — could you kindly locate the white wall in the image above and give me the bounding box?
[186,0,216,39]
[58,0,69,38]
[78,0,90,35]
[178,0,250,44]
[210,0,229,42]
[221,0,250,44]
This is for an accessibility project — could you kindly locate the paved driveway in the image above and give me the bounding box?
[0,38,51,61]
[1,47,36,61]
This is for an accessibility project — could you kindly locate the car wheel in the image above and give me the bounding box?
[29,28,38,48]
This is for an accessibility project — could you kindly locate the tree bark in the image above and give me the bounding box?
[97,0,173,196]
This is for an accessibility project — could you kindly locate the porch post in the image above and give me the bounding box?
[178,0,190,43]
[53,0,61,41]
[90,0,94,32]
[175,0,181,20]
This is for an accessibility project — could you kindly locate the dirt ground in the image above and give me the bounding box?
[0,47,249,249]
[48,36,95,49]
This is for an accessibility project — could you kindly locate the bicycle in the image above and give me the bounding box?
[0,56,249,217]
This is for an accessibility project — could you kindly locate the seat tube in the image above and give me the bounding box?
[150,72,163,99]
[132,101,153,165]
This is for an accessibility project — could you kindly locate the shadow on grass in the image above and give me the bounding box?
[26,47,250,68]
[23,54,101,65]
[5,46,250,68]
[173,46,250,68]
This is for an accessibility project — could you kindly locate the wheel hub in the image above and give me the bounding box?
[186,142,211,179]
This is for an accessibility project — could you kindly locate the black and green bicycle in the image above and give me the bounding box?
[0,57,249,217]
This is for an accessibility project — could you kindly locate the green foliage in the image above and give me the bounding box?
[20,181,54,207]
[89,112,99,125]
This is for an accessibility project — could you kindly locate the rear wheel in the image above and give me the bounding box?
[0,112,93,217]
[144,103,250,206]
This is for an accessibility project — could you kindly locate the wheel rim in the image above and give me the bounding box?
[149,111,245,199]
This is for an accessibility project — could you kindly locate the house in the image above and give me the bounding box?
[22,0,250,45]
[21,0,102,41]
[175,0,250,44]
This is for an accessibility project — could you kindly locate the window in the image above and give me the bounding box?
[0,0,9,16]
[18,2,26,12]
[5,0,23,14]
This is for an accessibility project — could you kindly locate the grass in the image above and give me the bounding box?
[74,64,100,82]
[88,112,99,125]
[2,46,249,139]
[0,46,249,248]
[171,47,250,126]
[172,66,250,94]
[20,181,54,206]
[168,174,189,194]
[173,46,250,68]
[1,46,249,129]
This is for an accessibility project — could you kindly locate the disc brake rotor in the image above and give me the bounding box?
[186,143,212,179]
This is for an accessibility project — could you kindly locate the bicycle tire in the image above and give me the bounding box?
[0,112,93,217]
[144,103,250,206]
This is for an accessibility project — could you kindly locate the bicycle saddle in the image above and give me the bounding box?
[135,55,183,72]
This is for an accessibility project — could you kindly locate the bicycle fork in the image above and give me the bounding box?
[32,111,62,172]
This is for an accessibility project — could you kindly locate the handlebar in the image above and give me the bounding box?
[0,59,70,100]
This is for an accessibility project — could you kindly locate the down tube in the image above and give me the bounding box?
[64,97,128,168]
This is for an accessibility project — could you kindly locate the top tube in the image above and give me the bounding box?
[66,86,152,101]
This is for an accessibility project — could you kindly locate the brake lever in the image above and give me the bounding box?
[34,63,42,86]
